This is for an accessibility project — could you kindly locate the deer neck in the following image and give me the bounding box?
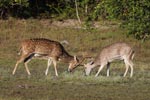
[92,60,100,67]
[60,53,74,63]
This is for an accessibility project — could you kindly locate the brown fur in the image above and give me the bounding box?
[12,38,79,76]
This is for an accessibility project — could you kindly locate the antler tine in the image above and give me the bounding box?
[78,56,94,65]
[78,64,84,67]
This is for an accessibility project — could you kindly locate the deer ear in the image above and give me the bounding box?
[74,55,77,61]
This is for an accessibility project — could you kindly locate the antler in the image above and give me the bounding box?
[78,56,94,66]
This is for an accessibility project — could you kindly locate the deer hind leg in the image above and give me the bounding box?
[106,63,110,77]
[128,60,133,77]
[95,64,105,77]
[124,58,134,77]
[45,59,52,75]
[123,60,129,77]
[12,53,31,75]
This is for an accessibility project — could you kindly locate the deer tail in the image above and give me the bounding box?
[60,40,69,45]
[129,50,135,60]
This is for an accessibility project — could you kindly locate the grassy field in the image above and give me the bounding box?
[0,18,150,100]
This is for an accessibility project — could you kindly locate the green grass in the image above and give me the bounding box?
[0,18,150,100]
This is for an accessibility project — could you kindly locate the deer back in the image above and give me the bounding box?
[20,39,65,58]
[94,42,133,64]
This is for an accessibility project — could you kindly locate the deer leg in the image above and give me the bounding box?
[24,54,35,75]
[95,65,105,77]
[12,54,30,75]
[23,53,35,75]
[12,58,24,75]
[128,61,133,77]
[106,63,110,77]
[45,59,52,75]
[52,60,58,76]
[123,60,129,77]
[24,61,31,75]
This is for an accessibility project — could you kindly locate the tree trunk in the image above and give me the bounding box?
[75,0,81,24]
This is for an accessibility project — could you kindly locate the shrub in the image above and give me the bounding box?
[93,0,150,40]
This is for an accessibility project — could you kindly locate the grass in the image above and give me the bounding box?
[0,18,150,100]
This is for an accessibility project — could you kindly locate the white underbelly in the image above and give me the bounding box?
[33,53,49,59]
[108,55,124,62]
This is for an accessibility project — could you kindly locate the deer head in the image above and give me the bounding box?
[68,56,80,72]
[68,55,94,72]
[84,61,95,76]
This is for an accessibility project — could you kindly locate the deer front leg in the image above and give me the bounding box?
[13,60,22,75]
[24,62,31,75]
[12,54,30,75]
[95,65,105,77]
[23,53,35,75]
[52,60,58,76]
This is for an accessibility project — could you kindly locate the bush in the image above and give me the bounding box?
[93,0,150,40]
[0,0,29,18]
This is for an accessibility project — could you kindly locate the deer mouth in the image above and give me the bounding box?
[68,69,72,73]
[68,67,76,73]
[68,68,73,73]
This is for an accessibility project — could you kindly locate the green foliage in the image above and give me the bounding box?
[93,0,150,40]
[123,0,150,40]
[0,0,29,18]
[0,0,99,19]
[0,0,12,18]
[0,0,150,40]
[14,0,29,7]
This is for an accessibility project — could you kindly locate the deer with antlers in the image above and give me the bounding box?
[12,38,80,76]
[84,42,135,77]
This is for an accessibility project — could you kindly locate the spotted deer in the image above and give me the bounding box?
[12,38,79,76]
[84,42,135,77]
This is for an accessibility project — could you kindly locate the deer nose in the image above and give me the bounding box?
[68,69,72,72]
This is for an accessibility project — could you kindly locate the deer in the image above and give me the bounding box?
[84,42,135,77]
[12,38,79,76]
